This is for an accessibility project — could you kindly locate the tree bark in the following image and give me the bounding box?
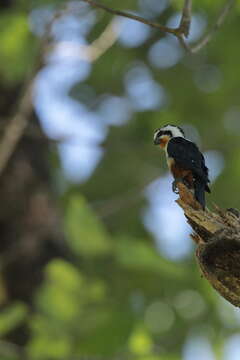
[177,183,240,308]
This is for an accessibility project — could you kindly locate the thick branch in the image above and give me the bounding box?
[177,183,240,308]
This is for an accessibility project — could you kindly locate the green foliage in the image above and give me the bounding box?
[65,195,111,256]
[116,237,187,278]
[128,326,154,355]
[1,0,240,359]
[0,12,36,83]
[28,259,108,358]
[0,303,27,336]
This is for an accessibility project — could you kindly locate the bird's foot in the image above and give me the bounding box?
[172,178,182,194]
[172,178,189,194]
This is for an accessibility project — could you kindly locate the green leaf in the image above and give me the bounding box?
[35,259,107,323]
[65,195,111,256]
[0,302,28,336]
[45,258,84,291]
[27,332,72,360]
[0,13,36,83]
[128,326,153,355]
[36,260,84,322]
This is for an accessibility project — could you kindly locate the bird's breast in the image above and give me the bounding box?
[159,135,170,149]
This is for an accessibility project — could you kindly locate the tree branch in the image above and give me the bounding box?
[179,0,192,37]
[0,0,235,175]
[191,0,235,53]
[81,0,235,54]
[177,183,240,308]
[0,83,33,175]
[0,8,65,176]
[81,0,178,35]
[0,10,121,178]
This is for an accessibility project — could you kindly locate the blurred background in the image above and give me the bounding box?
[0,0,240,359]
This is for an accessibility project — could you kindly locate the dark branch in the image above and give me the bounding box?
[81,0,178,35]
[179,0,192,37]
[177,35,192,52]
[81,0,235,54]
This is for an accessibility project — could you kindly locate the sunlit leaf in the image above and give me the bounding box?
[0,13,36,82]
[128,326,153,355]
[27,332,72,360]
[35,260,84,322]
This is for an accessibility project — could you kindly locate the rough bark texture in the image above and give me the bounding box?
[177,182,240,307]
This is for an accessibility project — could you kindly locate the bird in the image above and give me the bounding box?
[153,124,210,209]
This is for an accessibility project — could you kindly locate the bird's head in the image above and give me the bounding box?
[153,124,185,148]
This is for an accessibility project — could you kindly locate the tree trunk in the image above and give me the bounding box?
[0,84,66,344]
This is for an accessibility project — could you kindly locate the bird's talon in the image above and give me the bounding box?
[172,180,180,194]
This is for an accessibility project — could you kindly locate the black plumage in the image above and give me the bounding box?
[167,137,210,208]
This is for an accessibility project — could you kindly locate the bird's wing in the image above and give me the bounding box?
[167,137,209,183]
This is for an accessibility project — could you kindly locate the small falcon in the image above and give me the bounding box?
[153,124,210,209]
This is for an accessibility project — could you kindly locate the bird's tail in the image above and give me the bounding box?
[194,180,206,209]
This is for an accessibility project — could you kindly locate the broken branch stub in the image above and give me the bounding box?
[176,182,240,307]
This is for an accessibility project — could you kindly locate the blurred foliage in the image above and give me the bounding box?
[0,303,27,336]
[65,195,111,256]
[0,12,36,83]
[1,0,240,359]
